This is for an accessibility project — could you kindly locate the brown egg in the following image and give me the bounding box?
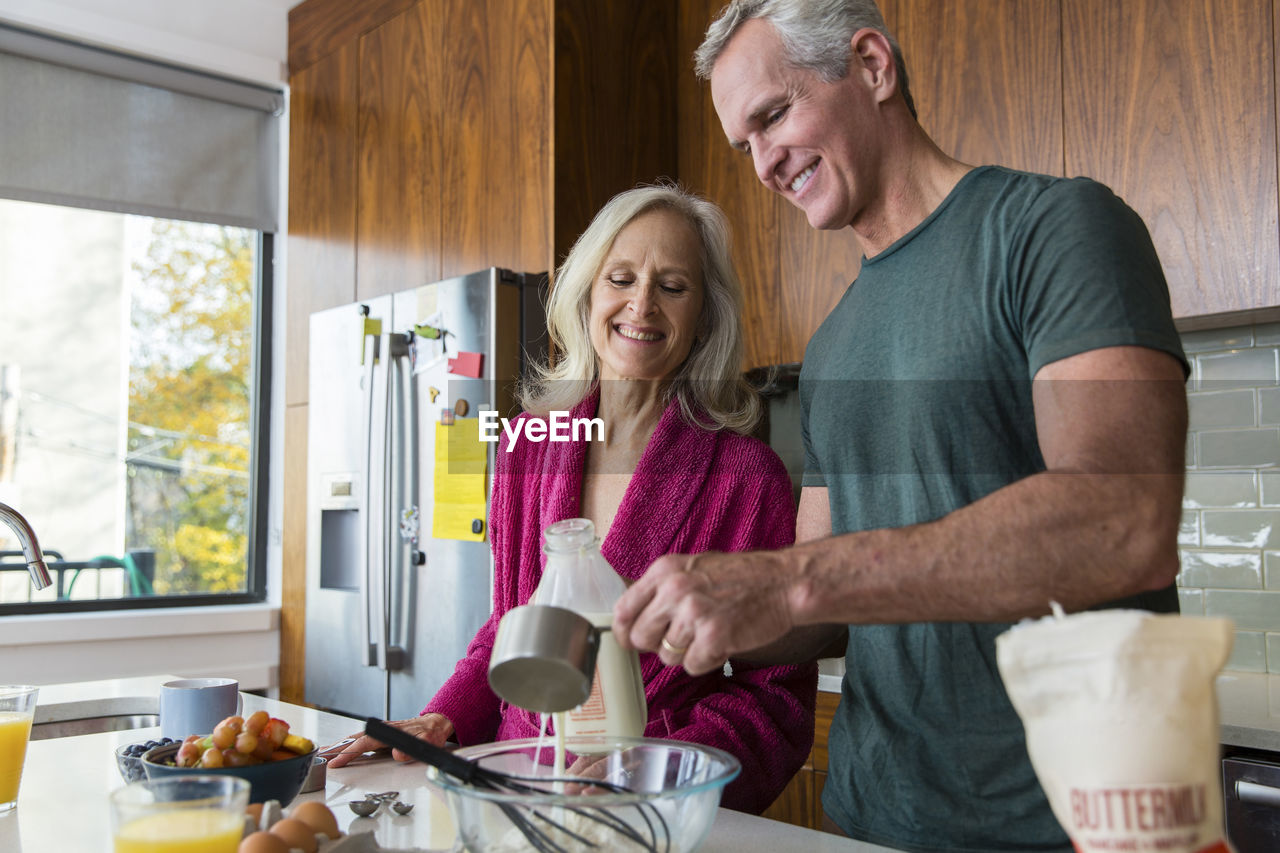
[289,800,341,839]
[268,817,319,853]
[238,831,289,853]
[244,802,264,826]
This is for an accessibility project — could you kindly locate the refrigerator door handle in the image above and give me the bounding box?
[384,334,415,672]
[375,334,397,672]
[358,327,380,668]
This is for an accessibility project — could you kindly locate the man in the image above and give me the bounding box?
[613,1,1189,850]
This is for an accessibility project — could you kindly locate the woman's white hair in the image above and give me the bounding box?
[519,182,761,434]
[694,0,916,119]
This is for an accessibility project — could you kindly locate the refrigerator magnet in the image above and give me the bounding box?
[447,351,484,378]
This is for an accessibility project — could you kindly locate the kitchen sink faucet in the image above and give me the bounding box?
[0,502,51,590]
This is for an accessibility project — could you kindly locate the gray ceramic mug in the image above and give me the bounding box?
[159,677,242,740]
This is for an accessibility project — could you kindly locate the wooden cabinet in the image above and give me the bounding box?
[282,40,360,702]
[352,0,552,299]
[883,0,1062,176]
[554,0,678,266]
[286,42,359,409]
[1062,0,1278,324]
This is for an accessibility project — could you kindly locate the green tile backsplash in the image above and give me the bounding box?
[1184,472,1257,508]
[1259,388,1280,424]
[1187,390,1256,430]
[1267,552,1280,589]
[1196,348,1278,389]
[1178,550,1262,589]
[1199,429,1280,468]
[1182,324,1280,673]
[1225,630,1268,672]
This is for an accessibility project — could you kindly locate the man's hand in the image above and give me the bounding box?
[612,550,797,675]
[323,713,454,768]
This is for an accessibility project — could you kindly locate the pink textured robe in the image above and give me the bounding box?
[424,391,817,814]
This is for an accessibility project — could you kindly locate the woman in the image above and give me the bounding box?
[329,184,816,814]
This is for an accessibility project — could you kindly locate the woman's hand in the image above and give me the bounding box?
[324,713,454,768]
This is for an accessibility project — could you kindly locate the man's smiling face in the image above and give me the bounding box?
[710,18,887,232]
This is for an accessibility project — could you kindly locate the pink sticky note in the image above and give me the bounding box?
[448,351,484,378]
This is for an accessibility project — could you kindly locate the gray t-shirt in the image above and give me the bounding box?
[800,166,1187,852]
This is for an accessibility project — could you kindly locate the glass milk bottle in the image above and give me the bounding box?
[532,518,647,738]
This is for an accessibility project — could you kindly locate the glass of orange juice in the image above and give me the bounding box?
[0,685,38,813]
[110,776,249,853]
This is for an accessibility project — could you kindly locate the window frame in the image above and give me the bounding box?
[0,231,274,615]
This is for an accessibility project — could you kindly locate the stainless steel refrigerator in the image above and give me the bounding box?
[305,268,547,720]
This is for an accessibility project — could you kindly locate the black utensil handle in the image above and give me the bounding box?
[363,717,483,784]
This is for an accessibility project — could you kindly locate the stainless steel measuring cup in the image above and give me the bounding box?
[487,604,604,713]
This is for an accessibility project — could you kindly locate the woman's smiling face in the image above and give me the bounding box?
[589,207,706,383]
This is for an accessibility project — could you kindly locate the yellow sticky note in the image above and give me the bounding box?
[432,418,488,541]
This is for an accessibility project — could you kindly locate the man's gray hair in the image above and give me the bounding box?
[694,0,916,119]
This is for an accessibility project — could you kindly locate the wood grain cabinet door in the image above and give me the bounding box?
[884,0,1062,176]
[287,41,359,409]
[1063,0,1279,322]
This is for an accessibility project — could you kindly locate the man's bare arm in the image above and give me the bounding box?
[738,486,847,664]
[616,346,1187,675]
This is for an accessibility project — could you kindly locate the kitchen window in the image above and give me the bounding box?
[0,24,281,614]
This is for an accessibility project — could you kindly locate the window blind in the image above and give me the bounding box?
[0,24,281,232]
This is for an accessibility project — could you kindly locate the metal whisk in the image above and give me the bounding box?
[364,718,670,852]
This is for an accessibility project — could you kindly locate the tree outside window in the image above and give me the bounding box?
[0,200,259,606]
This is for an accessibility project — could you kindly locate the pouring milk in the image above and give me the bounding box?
[531,518,647,739]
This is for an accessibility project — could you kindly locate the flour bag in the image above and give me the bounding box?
[996,605,1234,853]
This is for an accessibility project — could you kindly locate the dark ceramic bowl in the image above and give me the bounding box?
[141,742,318,805]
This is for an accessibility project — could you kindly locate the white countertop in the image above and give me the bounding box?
[6,675,898,853]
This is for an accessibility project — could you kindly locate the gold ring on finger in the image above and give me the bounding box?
[660,636,688,656]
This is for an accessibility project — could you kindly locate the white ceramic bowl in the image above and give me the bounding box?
[428,736,740,853]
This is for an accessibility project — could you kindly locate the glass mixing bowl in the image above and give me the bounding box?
[428,736,740,852]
